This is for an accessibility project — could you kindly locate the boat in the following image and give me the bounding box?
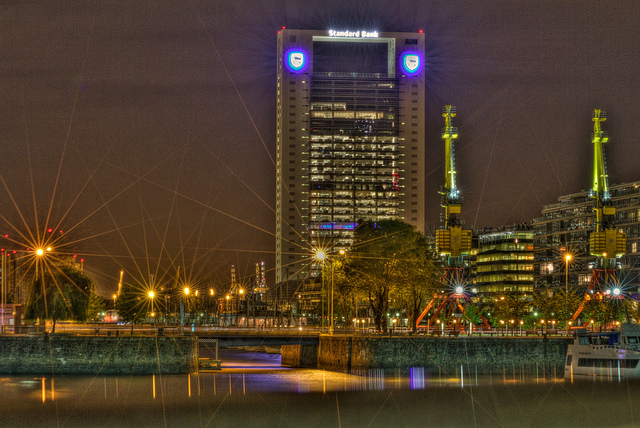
[565,323,640,380]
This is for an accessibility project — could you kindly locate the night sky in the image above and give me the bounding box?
[3,1,640,294]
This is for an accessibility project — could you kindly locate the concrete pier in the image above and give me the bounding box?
[283,335,573,375]
[0,335,198,375]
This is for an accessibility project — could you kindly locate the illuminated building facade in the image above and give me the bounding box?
[276,29,426,283]
[532,181,640,291]
[474,224,535,299]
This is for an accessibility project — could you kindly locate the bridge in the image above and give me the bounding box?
[196,332,320,348]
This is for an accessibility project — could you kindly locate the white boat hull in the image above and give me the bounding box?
[565,324,640,380]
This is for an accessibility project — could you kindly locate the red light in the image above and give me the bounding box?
[81,259,84,262]
[282,26,286,29]
[47,228,53,233]
[4,235,7,238]
[12,251,16,254]
[418,29,423,33]
[59,230,63,234]
[277,31,280,34]
[73,255,77,258]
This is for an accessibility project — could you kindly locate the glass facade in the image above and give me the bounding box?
[475,226,534,296]
[308,77,400,248]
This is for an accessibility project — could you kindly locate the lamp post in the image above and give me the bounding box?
[181,287,189,326]
[148,291,156,327]
[315,250,326,330]
[225,294,230,327]
[238,288,244,327]
[565,254,571,294]
[565,253,571,332]
[1,251,5,333]
[315,249,344,335]
[209,289,215,325]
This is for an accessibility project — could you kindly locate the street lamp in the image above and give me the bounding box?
[315,250,326,330]
[209,289,215,325]
[564,253,572,331]
[148,291,156,327]
[180,287,190,326]
[315,249,344,335]
[238,288,244,327]
[565,254,572,293]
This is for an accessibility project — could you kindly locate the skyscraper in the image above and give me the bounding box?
[276,28,426,283]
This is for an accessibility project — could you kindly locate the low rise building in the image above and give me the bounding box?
[474,224,534,300]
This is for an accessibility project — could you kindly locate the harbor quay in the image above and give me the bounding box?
[0,335,198,375]
[0,329,571,377]
[283,335,574,376]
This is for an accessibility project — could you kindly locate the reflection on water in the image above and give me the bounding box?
[0,351,576,401]
[2,350,640,427]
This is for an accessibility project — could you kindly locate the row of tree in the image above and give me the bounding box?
[22,219,638,334]
[325,220,639,332]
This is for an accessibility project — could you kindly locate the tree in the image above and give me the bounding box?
[87,286,106,321]
[531,289,557,321]
[25,264,92,333]
[581,297,630,329]
[340,220,437,332]
[395,236,442,333]
[115,281,147,333]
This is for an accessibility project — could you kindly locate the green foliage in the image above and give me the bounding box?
[581,298,630,327]
[115,282,147,328]
[531,289,557,320]
[462,303,483,325]
[87,287,106,321]
[489,292,530,322]
[337,220,440,332]
[25,264,92,332]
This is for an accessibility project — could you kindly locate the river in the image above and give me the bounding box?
[0,349,638,427]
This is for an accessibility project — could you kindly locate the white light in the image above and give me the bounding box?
[613,288,621,296]
[455,286,464,294]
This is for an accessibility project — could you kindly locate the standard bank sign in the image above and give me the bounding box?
[286,50,307,72]
[401,53,421,74]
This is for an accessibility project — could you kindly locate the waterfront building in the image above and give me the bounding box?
[474,224,535,300]
[275,28,426,283]
[532,181,640,292]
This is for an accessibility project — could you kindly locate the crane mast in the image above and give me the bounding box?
[589,109,626,262]
[571,109,627,322]
[418,106,490,331]
[435,105,471,260]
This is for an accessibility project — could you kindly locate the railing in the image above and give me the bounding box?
[5,323,575,339]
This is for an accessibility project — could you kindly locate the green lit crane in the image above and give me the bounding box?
[435,105,471,259]
[416,106,489,331]
[571,109,627,322]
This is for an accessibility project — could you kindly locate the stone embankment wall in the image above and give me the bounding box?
[285,336,574,376]
[0,335,198,375]
[281,344,318,367]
